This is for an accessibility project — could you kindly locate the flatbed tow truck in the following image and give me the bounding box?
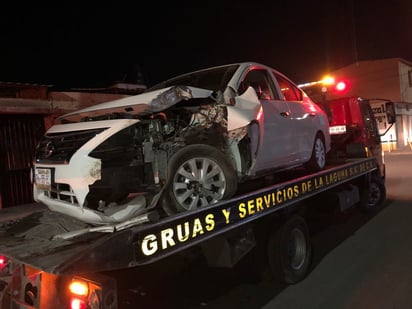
[0,100,396,309]
[0,157,383,308]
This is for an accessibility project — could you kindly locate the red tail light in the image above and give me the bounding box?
[333,80,350,93]
[0,255,7,270]
[70,298,87,309]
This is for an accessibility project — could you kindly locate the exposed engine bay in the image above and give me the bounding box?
[84,95,232,211]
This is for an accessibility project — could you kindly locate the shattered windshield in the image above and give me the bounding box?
[147,64,239,92]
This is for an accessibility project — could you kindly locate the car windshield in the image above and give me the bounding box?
[146,64,239,92]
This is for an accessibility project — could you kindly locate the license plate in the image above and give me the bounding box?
[34,168,51,190]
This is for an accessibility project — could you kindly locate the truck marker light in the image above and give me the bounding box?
[70,298,87,309]
[69,280,89,296]
[0,256,5,268]
[69,280,89,309]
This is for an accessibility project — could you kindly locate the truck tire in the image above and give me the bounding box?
[305,133,326,172]
[267,215,312,284]
[358,175,386,213]
[162,144,238,214]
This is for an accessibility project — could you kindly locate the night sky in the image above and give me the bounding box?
[1,1,411,89]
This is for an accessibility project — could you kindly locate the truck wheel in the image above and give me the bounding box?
[305,133,326,172]
[267,215,312,284]
[162,144,238,214]
[358,175,386,213]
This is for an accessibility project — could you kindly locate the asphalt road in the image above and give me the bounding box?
[261,150,412,309]
[119,149,412,309]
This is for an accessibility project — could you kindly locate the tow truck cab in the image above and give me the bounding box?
[326,96,396,179]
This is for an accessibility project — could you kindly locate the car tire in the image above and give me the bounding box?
[357,174,386,213]
[162,144,238,214]
[267,215,312,284]
[305,133,326,172]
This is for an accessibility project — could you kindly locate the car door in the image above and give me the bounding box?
[272,71,317,162]
[239,69,296,172]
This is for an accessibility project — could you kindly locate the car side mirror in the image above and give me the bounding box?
[385,101,396,124]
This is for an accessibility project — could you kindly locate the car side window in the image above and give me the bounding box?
[274,73,303,101]
[239,69,279,100]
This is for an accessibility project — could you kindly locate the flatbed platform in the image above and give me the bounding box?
[0,158,376,275]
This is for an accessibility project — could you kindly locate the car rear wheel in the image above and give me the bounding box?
[162,144,238,214]
[305,133,326,172]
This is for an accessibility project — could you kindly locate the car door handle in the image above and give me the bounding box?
[280,111,290,117]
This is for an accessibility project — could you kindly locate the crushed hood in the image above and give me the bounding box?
[59,85,214,123]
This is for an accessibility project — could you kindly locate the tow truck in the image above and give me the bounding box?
[0,101,396,308]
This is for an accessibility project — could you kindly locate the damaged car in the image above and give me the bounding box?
[33,62,331,225]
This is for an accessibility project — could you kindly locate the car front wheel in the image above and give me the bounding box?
[162,144,238,214]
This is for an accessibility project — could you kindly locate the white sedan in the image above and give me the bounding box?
[33,62,330,224]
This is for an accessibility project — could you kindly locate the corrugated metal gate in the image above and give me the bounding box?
[0,115,45,207]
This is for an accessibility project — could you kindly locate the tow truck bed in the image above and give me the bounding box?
[0,158,376,275]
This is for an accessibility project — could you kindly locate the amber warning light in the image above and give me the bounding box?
[69,280,89,309]
[298,76,350,94]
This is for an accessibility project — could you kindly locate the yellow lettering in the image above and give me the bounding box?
[286,187,294,199]
[176,222,190,242]
[239,203,246,218]
[301,182,307,193]
[256,197,264,211]
[294,185,299,197]
[360,163,365,171]
[328,173,333,185]
[248,199,255,215]
[276,190,283,203]
[315,177,323,188]
[222,208,231,224]
[192,218,204,237]
[141,234,158,256]
[161,228,175,249]
[205,214,215,231]
[264,194,271,208]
